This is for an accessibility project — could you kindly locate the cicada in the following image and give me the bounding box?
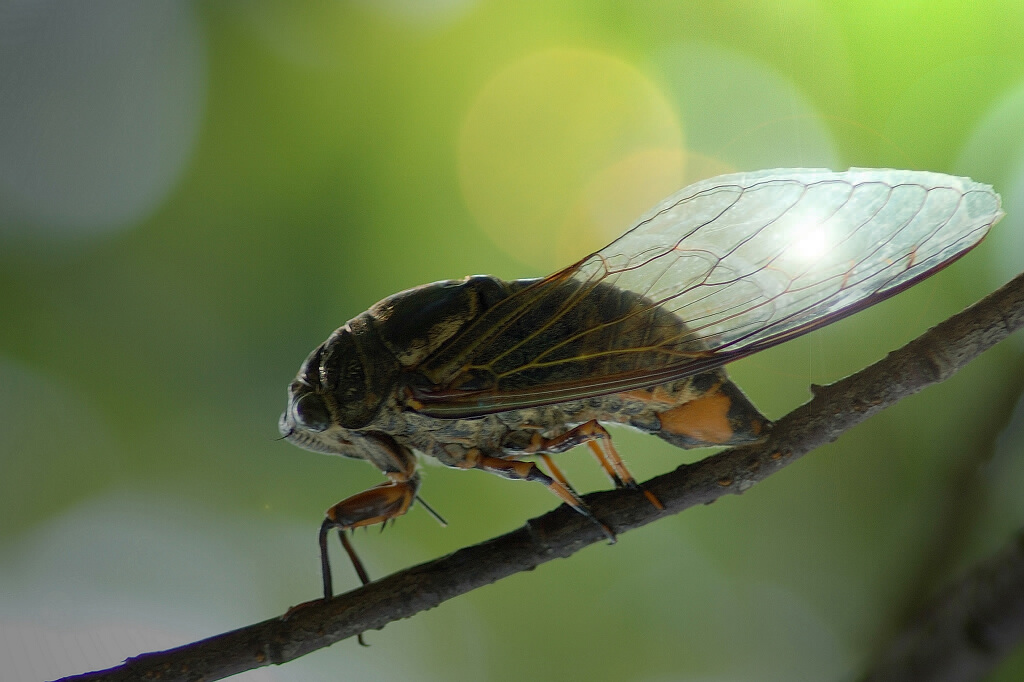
[280,168,1003,599]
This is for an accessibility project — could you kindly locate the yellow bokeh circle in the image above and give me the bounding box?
[459,48,685,270]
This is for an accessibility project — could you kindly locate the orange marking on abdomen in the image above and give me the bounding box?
[657,392,734,444]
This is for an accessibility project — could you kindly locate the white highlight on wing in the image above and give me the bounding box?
[789,219,829,263]
[577,168,1004,354]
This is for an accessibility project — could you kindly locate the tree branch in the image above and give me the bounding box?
[860,529,1024,682]
[57,271,1024,682]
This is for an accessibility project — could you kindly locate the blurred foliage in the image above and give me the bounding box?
[2,1,1024,680]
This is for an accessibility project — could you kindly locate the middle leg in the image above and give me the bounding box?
[515,420,664,510]
[453,447,615,540]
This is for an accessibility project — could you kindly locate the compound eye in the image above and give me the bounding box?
[293,392,332,432]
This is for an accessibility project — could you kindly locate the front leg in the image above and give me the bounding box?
[320,475,419,597]
[320,432,420,599]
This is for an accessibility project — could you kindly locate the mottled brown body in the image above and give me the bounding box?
[283,274,768,473]
[281,274,769,597]
[393,367,766,467]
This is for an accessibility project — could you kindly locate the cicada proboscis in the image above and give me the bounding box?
[279,168,1003,600]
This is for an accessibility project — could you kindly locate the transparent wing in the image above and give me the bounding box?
[412,168,1003,417]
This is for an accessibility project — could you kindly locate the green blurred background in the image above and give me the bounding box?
[2,2,1024,680]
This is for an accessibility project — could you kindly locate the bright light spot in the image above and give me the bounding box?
[790,222,829,262]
